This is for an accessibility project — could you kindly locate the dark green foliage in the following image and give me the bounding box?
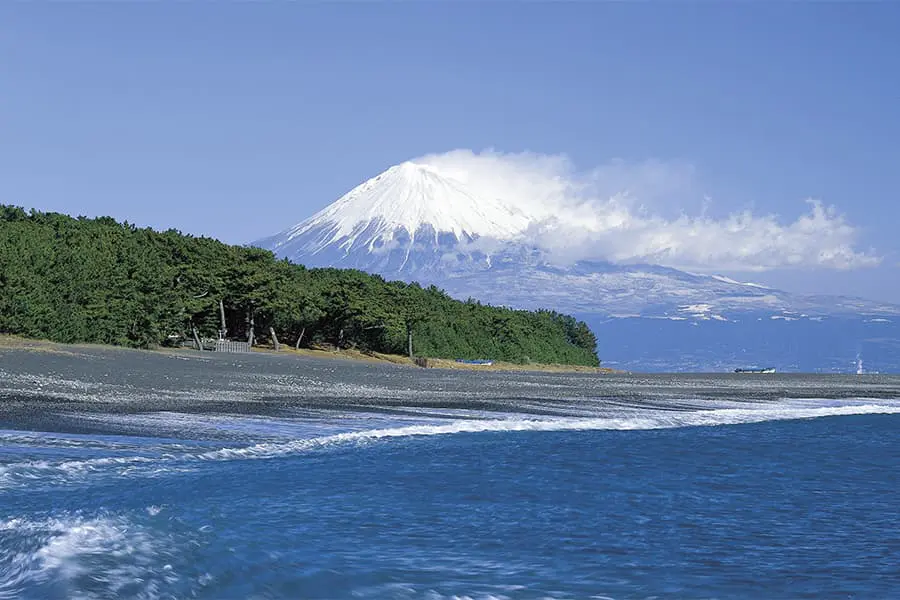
[0,207,600,366]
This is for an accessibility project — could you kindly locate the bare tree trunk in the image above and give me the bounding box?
[269,327,280,351]
[218,299,227,340]
[407,327,413,359]
[337,328,344,350]
[295,327,305,349]
[247,309,255,347]
[191,322,202,351]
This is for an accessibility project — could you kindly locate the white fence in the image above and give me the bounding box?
[215,340,251,353]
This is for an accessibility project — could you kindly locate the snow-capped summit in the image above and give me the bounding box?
[263,161,534,265]
[256,160,900,320]
[255,159,900,372]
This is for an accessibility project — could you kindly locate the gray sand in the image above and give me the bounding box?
[3,345,900,432]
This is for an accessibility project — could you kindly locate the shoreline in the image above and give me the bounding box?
[266,346,615,373]
[0,334,614,374]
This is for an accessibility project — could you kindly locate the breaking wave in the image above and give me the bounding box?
[195,399,900,460]
[0,514,178,600]
[1,398,898,490]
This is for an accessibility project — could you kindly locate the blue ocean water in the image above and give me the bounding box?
[1,352,900,599]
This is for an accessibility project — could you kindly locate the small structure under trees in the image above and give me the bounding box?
[215,340,250,353]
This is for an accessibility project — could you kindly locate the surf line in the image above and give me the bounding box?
[3,401,899,483]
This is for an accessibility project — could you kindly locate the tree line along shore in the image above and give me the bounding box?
[0,206,600,367]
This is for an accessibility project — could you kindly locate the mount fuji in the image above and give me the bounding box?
[256,161,536,275]
[256,161,900,373]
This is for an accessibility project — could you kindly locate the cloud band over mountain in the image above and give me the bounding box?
[416,150,880,272]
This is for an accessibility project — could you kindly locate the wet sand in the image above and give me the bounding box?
[3,339,900,431]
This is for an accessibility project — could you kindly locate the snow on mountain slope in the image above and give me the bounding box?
[257,160,900,320]
[265,162,534,258]
[422,261,900,318]
[256,160,900,371]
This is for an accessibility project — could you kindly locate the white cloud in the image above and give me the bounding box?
[415,149,880,272]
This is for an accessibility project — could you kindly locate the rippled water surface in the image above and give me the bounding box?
[2,347,899,599]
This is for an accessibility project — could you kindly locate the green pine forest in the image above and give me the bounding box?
[0,206,600,366]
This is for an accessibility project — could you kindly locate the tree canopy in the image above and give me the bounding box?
[0,206,600,366]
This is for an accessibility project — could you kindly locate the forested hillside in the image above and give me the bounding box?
[0,206,599,366]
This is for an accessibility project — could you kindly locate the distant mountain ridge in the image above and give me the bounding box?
[257,162,900,373]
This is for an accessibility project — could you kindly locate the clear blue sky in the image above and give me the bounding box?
[2,3,898,301]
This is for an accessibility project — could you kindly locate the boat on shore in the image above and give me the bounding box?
[456,359,494,366]
[734,367,776,374]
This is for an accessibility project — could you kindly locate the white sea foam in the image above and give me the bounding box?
[2,399,898,488]
[0,454,189,491]
[196,399,900,461]
[0,429,190,452]
[0,514,174,600]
